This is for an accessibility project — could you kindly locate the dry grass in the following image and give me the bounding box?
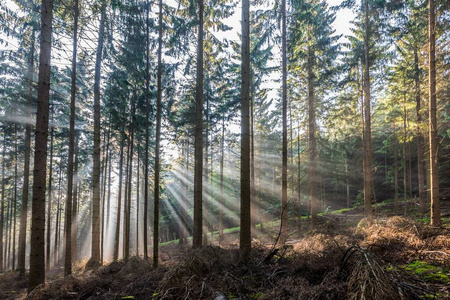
[2,215,449,299]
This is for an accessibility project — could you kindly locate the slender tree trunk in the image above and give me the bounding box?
[19,28,35,278]
[88,0,106,268]
[114,132,125,261]
[0,133,6,271]
[64,0,78,276]
[393,125,399,214]
[193,0,204,249]
[71,135,79,264]
[29,0,53,290]
[125,102,135,260]
[136,146,140,256]
[54,159,63,267]
[12,126,18,270]
[308,45,317,225]
[122,141,130,257]
[414,50,425,213]
[280,0,288,242]
[219,118,225,242]
[428,0,440,227]
[46,119,54,271]
[250,69,256,234]
[204,91,209,246]
[143,0,151,260]
[345,158,350,209]
[403,89,408,215]
[100,123,110,263]
[297,120,301,231]
[240,0,251,262]
[363,0,372,217]
[153,0,163,267]
[5,198,10,269]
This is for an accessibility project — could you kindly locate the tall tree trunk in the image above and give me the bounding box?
[204,91,209,246]
[403,88,408,215]
[297,120,301,230]
[71,135,79,264]
[54,159,63,267]
[114,132,125,261]
[308,45,317,225]
[29,0,53,290]
[143,0,151,260]
[100,122,110,263]
[12,126,18,270]
[0,132,6,271]
[46,118,54,271]
[19,28,35,278]
[88,0,106,268]
[280,0,288,243]
[193,0,204,249]
[345,158,350,209]
[394,125,399,214]
[219,118,225,242]
[428,0,440,227]
[363,0,372,217]
[415,49,425,213]
[250,69,256,233]
[136,146,140,256]
[125,102,135,260]
[64,0,78,276]
[153,0,163,267]
[240,0,251,262]
[5,198,10,269]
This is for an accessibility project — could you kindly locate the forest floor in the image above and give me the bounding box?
[1,200,450,300]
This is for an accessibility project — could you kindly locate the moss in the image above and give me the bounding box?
[404,261,450,283]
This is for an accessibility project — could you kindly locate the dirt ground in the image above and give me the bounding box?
[1,203,449,299]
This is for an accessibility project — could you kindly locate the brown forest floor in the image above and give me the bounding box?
[1,201,450,300]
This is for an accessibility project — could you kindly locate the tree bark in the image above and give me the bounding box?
[428,0,440,227]
[363,0,372,217]
[240,0,251,262]
[114,131,125,261]
[193,0,204,249]
[280,0,288,243]
[64,0,79,276]
[153,0,163,268]
[144,0,151,260]
[19,28,35,278]
[0,131,6,271]
[28,0,53,291]
[46,116,54,271]
[308,45,317,226]
[88,0,106,268]
[71,135,79,264]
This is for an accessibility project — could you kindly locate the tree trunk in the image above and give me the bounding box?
[153,0,163,268]
[88,0,106,268]
[125,101,135,260]
[54,159,63,267]
[0,132,6,271]
[280,0,288,243]
[394,125,399,214]
[428,0,440,227]
[403,89,408,215]
[12,126,18,270]
[46,117,54,271]
[193,0,204,249]
[29,0,53,290]
[136,146,140,256]
[71,135,79,264]
[100,122,110,263]
[19,28,35,278]
[64,0,78,276]
[143,0,151,260]
[240,0,251,262]
[415,47,425,213]
[297,120,301,230]
[308,45,317,226]
[219,118,225,242]
[114,131,125,261]
[363,0,372,217]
